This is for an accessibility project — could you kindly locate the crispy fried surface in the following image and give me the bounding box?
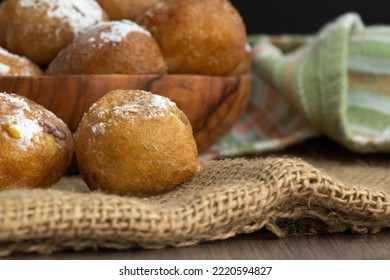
[74,89,199,197]
[46,20,167,75]
[6,0,107,67]
[140,0,247,75]
[97,0,159,22]
[0,93,73,189]
[0,47,43,76]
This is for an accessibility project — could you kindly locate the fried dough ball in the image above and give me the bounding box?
[0,92,73,190]
[46,20,167,75]
[0,0,17,48]
[74,89,199,197]
[6,0,108,67]
[0,47,43,76]
[96,0,159,22]
[140,0,247,75]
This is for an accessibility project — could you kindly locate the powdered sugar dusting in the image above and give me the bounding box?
[90,110,107,133]
[83,20,151,49]
[18,0,104,35]
[149,94,175,109]
[112,94,175,119]
[0,63,10,74]
[98,20,150,43]
[91,122,105,134]
[0,93,43,150]
[90,93,176,134]
[4,117,43,149]
[0,47,19,59]
[97,111,105,118]
[0,47,41,76]
[0,92,31,111]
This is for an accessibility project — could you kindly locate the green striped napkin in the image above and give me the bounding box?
[203,12,390,158]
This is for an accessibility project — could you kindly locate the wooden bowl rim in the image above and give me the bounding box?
[0,73,250,153]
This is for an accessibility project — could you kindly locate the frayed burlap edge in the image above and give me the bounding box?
[0,157,389,256]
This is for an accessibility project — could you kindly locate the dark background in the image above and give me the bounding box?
[230,0,390,35]
[2,0,390,35]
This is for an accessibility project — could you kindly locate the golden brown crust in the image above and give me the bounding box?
[0,47,43,76]
[0,92,73,190]
[140,0,247,75]
[97,0,159,22]
[6,0,107,67]
[46,20,167,75]
[74,89,199,197]
[0,0,17,48]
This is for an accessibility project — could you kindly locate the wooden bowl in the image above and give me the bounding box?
[0,74,250,153]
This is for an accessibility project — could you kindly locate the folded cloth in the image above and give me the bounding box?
[1,155,390,256]
[204,12,390,158]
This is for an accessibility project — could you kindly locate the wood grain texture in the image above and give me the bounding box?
[4,230,390,260]
[0,74,250,153]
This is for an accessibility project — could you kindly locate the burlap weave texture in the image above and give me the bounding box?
[0,156,389,256]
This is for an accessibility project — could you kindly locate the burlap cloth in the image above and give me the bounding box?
[0,137,389,257]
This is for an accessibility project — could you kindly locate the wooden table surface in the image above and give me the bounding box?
[5,229,390,260]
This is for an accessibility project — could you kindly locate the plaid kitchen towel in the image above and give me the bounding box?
[205,12,390,158]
